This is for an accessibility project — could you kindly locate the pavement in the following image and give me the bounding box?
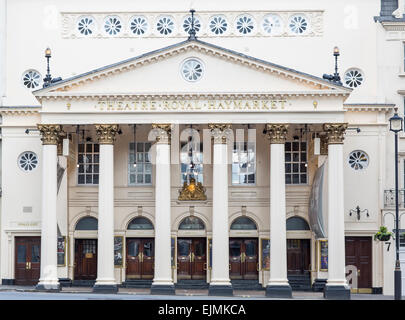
[0,285,399,300]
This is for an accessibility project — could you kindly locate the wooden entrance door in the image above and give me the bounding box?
[287,239,310,275]
[126,238,154,279]
[74,239,97,280]
[229,238,259,280]
[15,237,41,285]
[345,236,372,293]
[177,238,206,280]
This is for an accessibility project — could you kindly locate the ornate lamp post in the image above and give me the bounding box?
[389,112,403,300]
[323,46,342,85]
[43,47,52,87]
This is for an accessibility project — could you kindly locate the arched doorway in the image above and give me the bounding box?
[229,217,259,280]
[177,216,206,280]
[74,217,98,281]
[286,216,311,290]
[126,217,154,280]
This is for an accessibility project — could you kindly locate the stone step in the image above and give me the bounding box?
[121,280,153,288]
[175,280,209,289]
[71,280,96,287]
[231,280,264,290]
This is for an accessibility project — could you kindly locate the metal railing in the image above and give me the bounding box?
[384,189,405,208]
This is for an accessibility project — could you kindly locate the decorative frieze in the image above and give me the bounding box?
[61,11,324,39]
[94,124,119,144]
[264,124,289,144]
[208,123,232,144]
[151,124,172,144]
[323,123,348,144]
[37,124,63,145]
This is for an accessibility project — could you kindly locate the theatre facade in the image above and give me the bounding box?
[0,1,397,299]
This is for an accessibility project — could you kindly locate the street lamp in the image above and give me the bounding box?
[43,47,52,87]
[322,46,342,85]
[389,112,403,300]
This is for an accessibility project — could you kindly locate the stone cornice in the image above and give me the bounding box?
[344,103,395,113]
[33,41,351,99]
[0,107,41,115]
[35,91,350,103]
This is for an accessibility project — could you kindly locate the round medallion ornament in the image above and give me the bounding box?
[236,14,255,34]
[262,14,283,35]
[289,15,308,34]
[18,151,38,172]
[130,16,148,36]
[22,70,42,89]
[156,16,175,35]
[344,69,364,88]
[348,150,369,171]
[181,58,204,82]
[209,15,228,35]
[183,15,201,34]
[104,16,122,36]
[77,16,96,36]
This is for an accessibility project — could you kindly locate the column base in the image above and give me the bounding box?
[1,279,15,285]
[208,284,233,296]
[323,285,351,300]
[92,284,118,294]
[150,284,176,295]
[35,282,61,292]
[265,285,292,298]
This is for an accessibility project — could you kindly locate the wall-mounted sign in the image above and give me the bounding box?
[318,240,328,271]
[92,99,288,113]
[57,236,66,266]
[261,238,270,270]
[114,236,123,267]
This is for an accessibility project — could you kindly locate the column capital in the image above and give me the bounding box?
[151,124,171,144]
[208,123,232,144]
[37,124,63,145]
[95,124,119,145]
[323,123,348,144]
[265,124,289,144]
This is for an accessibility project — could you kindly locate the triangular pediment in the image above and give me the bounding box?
[33,39,351,100]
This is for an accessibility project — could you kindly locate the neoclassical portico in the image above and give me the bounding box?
[27,35,354,299]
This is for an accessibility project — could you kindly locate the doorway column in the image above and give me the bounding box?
[150,124,175,295]
[93,124,119,293]
[208,124,233,296]
[265,124,292,298]
[36,124,62,291]
[323,123,350,300]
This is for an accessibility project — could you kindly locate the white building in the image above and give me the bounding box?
[0,0,402,299]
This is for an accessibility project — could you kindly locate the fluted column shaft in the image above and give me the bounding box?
[208,124,233,296]
[265,124,292,298]
[151,124,175,295]
[93,124,119,293]
[36,124,62,291]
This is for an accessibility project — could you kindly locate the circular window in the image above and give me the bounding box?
[22,70,42,89]
[348,150,369,171]
[235,14,255,34]
[104,16,122,36]
[181,58,204,82]
[262,14,284,35]
[344,69,364,88]
[156,16,175,35]
[129,16,148,36]
[183,15,201,34]
[209,15,228,35]
[18,151,38,172]
[77,16,96,36]
[289,14,308,34]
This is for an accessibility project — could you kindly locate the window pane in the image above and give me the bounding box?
[86,144,92,152]
[94,144,99,153]
[292,142,299,151]
[145,174,151,184]
[86,175,92,184]
[293,174,300,184]
[78,175,85,184]
[137,174,143,183]
[93,175,99,184]
[285,174,291,184]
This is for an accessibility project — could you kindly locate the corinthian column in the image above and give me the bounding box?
[151,124,175,295]
[93,124,119,293]
[265,124,292,298]
[208,124,233,296]
[323,123,350,300]
[36,124,62,291]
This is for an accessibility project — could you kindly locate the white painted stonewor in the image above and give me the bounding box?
[152,140,173,286]
[326,143,348,287]
[211,141,232,287]
[95,143,116,286]
[37,143,59,289]
[267,143,289,287]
